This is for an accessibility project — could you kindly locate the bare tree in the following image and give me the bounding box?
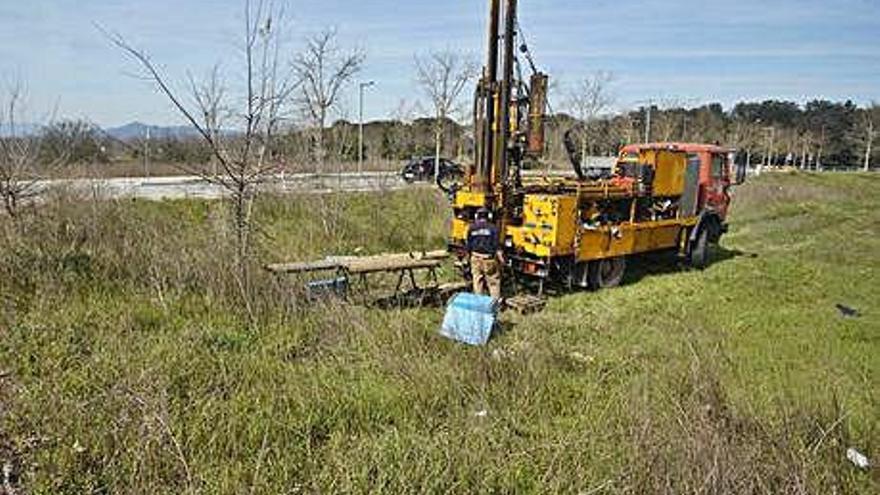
[329,105,356,173]
[293,29,364,173]
[653,99,689,143]
[41,119,109,165]
[859,103,879,171]
[567,71,614,165]
[104,0,297,304]
[612,113,638,148]
[730,119,762,171]
[798,130,813,170]
[414,50,478,179]
[0,83,66,219]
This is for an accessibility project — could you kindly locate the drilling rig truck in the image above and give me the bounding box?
[447,0,744,295]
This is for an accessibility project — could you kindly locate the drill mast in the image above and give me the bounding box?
[473,0,544,211]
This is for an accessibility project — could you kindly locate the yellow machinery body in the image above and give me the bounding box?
[648,150,687,196]
[451,191,492,245]
[449,145,710,281]
[506,195,578,258]
[507,200,696,262]
[505,148,698,264]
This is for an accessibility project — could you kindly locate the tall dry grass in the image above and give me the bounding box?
[0,173,878,493]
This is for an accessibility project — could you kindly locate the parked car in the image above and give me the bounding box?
[400,156,463,183]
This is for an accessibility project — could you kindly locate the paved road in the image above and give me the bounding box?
[38,172,417,200]
[36,160,617,201]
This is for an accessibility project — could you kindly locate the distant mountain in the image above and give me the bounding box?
[104,122,202,141]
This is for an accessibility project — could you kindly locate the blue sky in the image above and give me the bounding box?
[1,0,878,127]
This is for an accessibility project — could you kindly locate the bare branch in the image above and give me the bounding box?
[567,71,615,124]
[0,82,74,217]
[97,24,228,170]
[413,50,478,175]
[101,0,298,305]
[292,28,365,171]
[414,50,478,123]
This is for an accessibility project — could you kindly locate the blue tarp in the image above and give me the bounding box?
[440,293,498,346]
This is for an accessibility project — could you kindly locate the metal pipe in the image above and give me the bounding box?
[481,0,501,190]
[485,0,500,97]
[496,0,517,186]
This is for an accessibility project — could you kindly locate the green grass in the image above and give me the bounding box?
[1,172,878,493]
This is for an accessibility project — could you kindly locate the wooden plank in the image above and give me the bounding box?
[345,258,441,275]
[438,281,469,292]
[329,250,448,264]
[267,250,449,275]
[266,259,343,274]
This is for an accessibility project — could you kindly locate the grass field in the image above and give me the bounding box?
[1,172,878,493]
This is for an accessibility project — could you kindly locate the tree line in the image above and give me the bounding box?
[585,99,879,171]
[17,98,877,172]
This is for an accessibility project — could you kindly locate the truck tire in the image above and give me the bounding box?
[589,257,626,289]
[689,227,710,269]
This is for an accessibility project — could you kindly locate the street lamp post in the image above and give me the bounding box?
[358,81,375,174]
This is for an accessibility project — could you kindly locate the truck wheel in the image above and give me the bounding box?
[589,257,626,289]
[689,228,710,269]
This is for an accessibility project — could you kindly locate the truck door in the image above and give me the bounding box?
[705,152,730,218]
[681,153,701,217]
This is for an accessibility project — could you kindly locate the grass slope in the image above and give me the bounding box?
[0,172,878,493]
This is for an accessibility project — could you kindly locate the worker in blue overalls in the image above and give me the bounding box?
[467,208,503,299]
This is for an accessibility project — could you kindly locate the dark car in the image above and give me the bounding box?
[400,156,463,183]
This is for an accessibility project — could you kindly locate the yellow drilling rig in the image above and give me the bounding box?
[447,0,744,295]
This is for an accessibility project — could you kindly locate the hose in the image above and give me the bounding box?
[436,165,461,198]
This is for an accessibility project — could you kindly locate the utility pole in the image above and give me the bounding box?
[358,81,375,174]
